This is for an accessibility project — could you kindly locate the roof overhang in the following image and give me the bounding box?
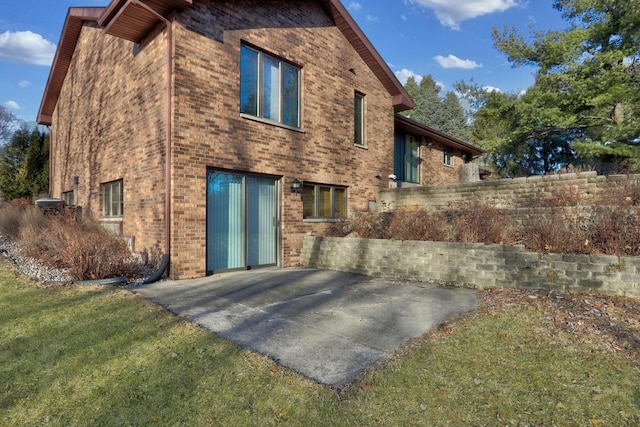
[37,7,104,125]
[99,0,192,43]
[320,0,414,112]
[395,114,485,157]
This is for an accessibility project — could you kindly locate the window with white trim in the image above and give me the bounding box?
[240,44,300,128]
[102,179,123,218]
[302,183,347,219]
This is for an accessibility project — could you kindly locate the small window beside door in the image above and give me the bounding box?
[303,183,347,220]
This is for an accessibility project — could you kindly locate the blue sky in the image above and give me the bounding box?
[0,0,567,123]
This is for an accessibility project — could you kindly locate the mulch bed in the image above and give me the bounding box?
[473,288,640,362]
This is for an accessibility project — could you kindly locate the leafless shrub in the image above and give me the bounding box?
[519,209,589,254]
[20,210,140,281]
[447,202,516,244]
[387,206,448,241]
[589,207,640,256]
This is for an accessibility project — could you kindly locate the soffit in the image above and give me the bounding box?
[99,0,192,43]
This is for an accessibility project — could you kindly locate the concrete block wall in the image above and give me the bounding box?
[378,171,640,212]
[301,236,640,297]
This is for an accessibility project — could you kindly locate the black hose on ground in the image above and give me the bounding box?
[141,254,170,285]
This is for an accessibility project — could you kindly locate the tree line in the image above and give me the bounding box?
[403,0,639,178]
[0,107,49,201]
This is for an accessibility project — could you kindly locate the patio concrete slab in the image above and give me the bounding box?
[132,267,478,388]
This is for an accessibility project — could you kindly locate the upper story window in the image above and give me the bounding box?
[443,147,453,166]
[354,92,365,146]
[240,44,300,128]
[102,179,123,218]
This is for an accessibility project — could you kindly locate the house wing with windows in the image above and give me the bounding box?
[394,114,485,187]
[38,0,421,279]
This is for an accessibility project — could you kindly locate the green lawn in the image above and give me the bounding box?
[1,261,639,426]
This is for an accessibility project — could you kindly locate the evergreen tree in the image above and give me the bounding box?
[401,74,471,141]
[0,127,49,200]
[491,0,640,173]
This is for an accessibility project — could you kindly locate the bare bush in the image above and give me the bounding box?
[519,209,589,254]
[19,210,141,281]
[447,202,516,244]
[589,207,640,256]
[387,207,448,241]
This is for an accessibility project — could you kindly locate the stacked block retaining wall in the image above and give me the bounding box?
[378,172,640,211]
[301,236,640,297]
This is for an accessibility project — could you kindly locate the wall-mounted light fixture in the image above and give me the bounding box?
[291,178,303,194]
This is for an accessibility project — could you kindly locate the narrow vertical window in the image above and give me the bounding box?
[443,148,453,166]
[354,92,365,146]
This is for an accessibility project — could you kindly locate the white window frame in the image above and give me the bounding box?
[62,190,74,206]
[102,179,123,218]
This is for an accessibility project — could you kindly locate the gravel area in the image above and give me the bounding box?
[0,234,72,284]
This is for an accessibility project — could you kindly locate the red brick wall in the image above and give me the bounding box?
[51,1,397,279]
[50,23,167,261]
[421,140,465,186]
[169,0,396,278]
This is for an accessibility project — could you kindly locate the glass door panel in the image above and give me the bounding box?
[207,172,245,271]
[247,176,276,267]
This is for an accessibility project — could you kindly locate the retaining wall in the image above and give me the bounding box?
[378,171,640,211]
[301,236,640,297]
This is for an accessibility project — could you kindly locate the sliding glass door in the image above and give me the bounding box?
[207,171,279,273]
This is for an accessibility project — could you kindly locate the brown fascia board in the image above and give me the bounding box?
[395,114,485,157]
[37,7,104,125]
[321,0,414,112]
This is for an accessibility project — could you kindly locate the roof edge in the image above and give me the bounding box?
[325,0,414,111]
[395,114,485,156]
[37,7,105,125]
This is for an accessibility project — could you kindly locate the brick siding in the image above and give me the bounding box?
[50,1,397,279]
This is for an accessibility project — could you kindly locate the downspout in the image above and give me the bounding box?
[131,0,173,268]
[47,125,53,198]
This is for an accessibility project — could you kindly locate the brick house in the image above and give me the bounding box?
[38,0,482,279]
[394,114,484,187]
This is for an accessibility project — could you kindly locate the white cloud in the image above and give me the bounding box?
[18,80,31,88]
[366,14,379,22]
[483,85,502,93]
[4,100,22,110]
[348,2,362,11]
[405,0,520,29]
[395,69,423,85]
[0,30,56,66]
[434,54,482,69]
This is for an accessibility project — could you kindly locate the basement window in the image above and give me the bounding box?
[102,179,123,218]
